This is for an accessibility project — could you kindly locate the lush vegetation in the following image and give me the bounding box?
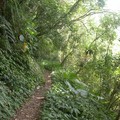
[42,70,113,120]
[0,0,44,119]
[0,0,120,120]
[0,49,43,119]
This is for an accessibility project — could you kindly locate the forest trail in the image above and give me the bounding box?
[11,71,51,120]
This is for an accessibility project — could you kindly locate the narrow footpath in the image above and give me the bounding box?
[11,71,51,120]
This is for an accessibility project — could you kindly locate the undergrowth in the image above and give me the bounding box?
[0,49,44,120]
[41,60,61,71]
[41,69,114,120]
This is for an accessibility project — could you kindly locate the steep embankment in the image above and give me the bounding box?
[0,50,44,120]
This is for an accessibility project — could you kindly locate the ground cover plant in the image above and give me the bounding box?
[41,70,114,120]
[0,50,44,119]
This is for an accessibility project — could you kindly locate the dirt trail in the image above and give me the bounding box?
[11,71,51,120]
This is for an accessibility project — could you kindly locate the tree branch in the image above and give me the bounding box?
[70,10,107,23]
[89,32,105,47]
[37,0,81,36]
[80,21,92,34]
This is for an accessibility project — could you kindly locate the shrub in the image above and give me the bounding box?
[0,50,44,119]
[41,70,113,120]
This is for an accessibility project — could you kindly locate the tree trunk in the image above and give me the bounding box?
[60,51,73,66]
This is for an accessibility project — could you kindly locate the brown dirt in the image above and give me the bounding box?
[11,71,51,120]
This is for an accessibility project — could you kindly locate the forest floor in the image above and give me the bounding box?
[11,71,51,120]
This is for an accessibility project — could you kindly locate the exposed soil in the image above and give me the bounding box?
[11,71,51,120]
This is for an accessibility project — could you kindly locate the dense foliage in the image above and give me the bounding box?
[0,0,120,119]
[41,70,113,120]
[0,0,44,119]
[0,50,43,119]
[39,0,120,120]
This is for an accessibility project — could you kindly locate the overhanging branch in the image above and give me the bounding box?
[37,0,81,36]
[70,10,108,23]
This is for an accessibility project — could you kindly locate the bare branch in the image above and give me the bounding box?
[70,10,107,23]
[80,21,92,34]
